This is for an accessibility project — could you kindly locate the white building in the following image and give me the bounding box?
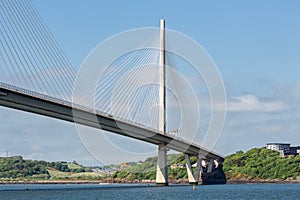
[266,143,290,151]
[266,143,298,157]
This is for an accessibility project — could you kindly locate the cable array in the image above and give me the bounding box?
[0,0,185,132]
[0,0,76,101]
[94,48,162,130]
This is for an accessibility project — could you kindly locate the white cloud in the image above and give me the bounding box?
[226,95,287,113]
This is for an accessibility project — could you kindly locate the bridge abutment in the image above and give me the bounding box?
[201,159,227,185]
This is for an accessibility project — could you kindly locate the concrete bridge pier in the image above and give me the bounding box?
[207,159,214,173]
[156,143,168,186]
[185,154,203,184]
[194,156,203,183]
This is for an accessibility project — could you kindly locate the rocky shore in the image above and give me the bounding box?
[227,178,300,184]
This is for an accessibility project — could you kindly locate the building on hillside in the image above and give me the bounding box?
[266,143,299,157]
[266,143,290,151]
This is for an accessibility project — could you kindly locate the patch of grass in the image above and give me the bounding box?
[47,170,71,178]
[70,172,102,178]
[67,163,82,169]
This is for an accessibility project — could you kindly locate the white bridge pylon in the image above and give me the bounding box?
[156,18,168,186]
[155,19,221,186]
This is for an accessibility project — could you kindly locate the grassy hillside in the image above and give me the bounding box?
[0,156,95,181]
[0,156,49,180]
[112,147,300,182]
[223,147,300,180]
[2,147,300,182]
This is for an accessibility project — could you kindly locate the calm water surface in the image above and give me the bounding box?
[0,184,300,200]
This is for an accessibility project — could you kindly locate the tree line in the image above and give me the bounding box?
[0,156,88,180]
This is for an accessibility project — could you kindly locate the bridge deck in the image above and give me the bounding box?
[0,83,224,161]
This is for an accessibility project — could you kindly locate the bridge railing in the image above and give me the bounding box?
[0,82,112,116]
[0,82,73,107]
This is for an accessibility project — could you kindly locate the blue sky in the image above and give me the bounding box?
[0,0,300,165]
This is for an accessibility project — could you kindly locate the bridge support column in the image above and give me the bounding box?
[194,156,203,183]
[185,154,196,184]
[185,154,203,184]
[156,143,168,186]
[207,159,214,173]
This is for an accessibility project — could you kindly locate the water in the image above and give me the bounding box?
[0,184,300,200]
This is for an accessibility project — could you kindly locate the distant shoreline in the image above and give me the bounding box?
[0,180,164,185]
[1,179,300,185]
[0,181,109,185]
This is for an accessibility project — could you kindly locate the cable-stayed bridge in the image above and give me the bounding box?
[0,0,224,185]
